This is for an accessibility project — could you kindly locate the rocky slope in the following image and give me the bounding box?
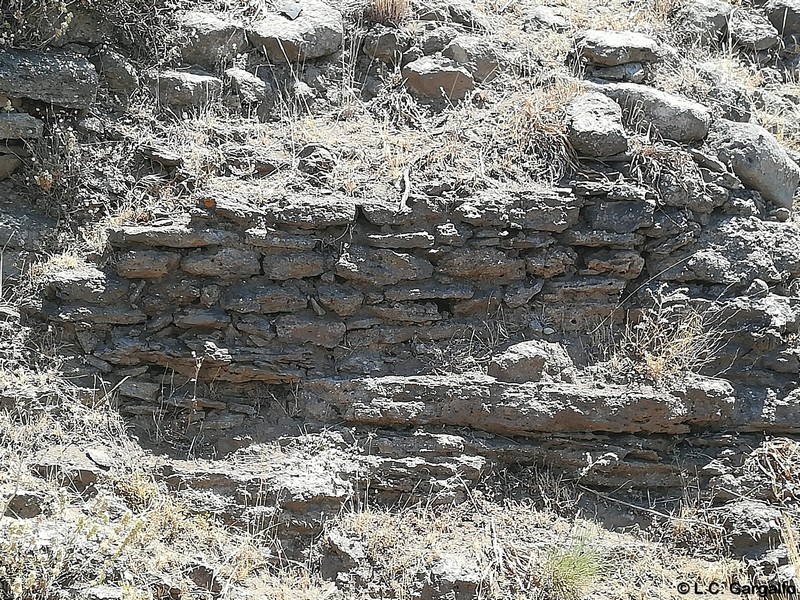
[3,0,800,596]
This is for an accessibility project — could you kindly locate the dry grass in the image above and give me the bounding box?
[0,0,175,63]
[362,0,410,26]
[588,297,730,385]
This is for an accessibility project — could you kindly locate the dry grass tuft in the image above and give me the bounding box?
[362,0,410,26]
[589,296,730,385]
[498,80,583,182]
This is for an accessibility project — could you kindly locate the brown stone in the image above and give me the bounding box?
[116,250,180,279]
[275,315,346,348]
[262,251,326,280]
[109,224,239,248]
[436,248,525,282]
[182,248,261,279]
[222,282,307,313]
[317,285,364,316]
[245,228,317,249]
[336,246,433,286]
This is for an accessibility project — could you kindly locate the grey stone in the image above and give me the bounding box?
[118,379,161,402]
[730,10,780,50]
[363,28,411,63]
[721,500,782,551]
[649,216,800,283]
[150,70,223,108]
[175,308,231,329]
[436,247,525,282]
[222,282,307,313]
[109,224,239,248]
[0,155,22,180]
[415,0,487,28]
[694,62,753,122]
[577,29,660,66]
[423,553,481,599]
[249,0,343,62]
[524,5,570,31]
[263,196,356,228]
[767,0,800,34]
[32,445,107,489]
[178,11,249,69]
[595,82,712,142]
[335,246,433,286]
[116,250,180,279]
[421,25,459,54]
[275,315,346,348]
[0,113,43,139]
[317,285,364,316]
[225,68,268,104]
[591,62,646,83]
[442,35,502,82]
[402,56,474,100]
[587,198,656,233]
[51,306,147,325]
[4,490,47,518]
[262,252,326,280]
[0,49,98,109]
[581,249,645,279]
[44,267,127,305]
[455,188,582,232]
[302,373,736,435]
[503,282,543,307]
[707,119,800,209]
[384,282,474,302]
[525,246,577,278]
[368,302,442,323]
[488,340,575,383]
[245,229,316,250]
[565,92,628,157]
[181,248,261,279]
[676,0,732,44]
[96,50,139,93]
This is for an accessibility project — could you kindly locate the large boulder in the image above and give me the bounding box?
[577,29,660,66]
[249,0,343,62]
[707,119,800,209]
[594,82,712,142]
[178,11,249,69]
[766,0,800,34]
[565,92,629,157]
[402,56,474,100]
[0,49,98,109]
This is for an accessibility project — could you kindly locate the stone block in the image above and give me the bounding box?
[275,315,346,348]
[182,248,261,279]
[116,250,180,279]
[336,246,433,286]
[222,282,307,313]
[262,251,326,280]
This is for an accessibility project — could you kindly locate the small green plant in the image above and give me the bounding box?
[543,541,601,600]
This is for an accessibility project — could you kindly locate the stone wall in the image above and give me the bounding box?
[39,165,800,455]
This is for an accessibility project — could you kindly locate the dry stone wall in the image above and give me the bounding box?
[40,167,800,453]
